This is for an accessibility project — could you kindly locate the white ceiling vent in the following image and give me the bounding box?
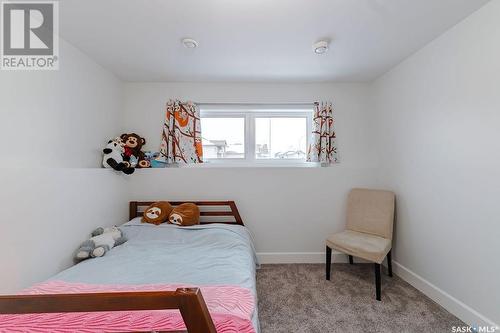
[181,38,198,49]
[312,40,329,54]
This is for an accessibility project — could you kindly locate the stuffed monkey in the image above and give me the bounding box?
[120,133,150,168]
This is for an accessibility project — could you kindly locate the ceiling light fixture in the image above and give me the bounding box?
[182,38,198,49]
[312,40,329,54]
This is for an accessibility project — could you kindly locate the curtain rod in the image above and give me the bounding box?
[196,102,317,106]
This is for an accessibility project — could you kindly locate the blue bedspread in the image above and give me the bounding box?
[50,218,260,331]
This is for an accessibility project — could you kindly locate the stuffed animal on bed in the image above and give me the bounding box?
[74,226,127,262]
[169,203,200,226]
[142,201,173,225]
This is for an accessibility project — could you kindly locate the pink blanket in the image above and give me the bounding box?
[0,280,256,333]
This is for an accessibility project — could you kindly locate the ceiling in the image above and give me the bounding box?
[59,0,490,82]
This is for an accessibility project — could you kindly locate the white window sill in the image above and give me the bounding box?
[158,161,329,168]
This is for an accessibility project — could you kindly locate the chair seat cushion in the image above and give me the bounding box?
[326,230,391,264]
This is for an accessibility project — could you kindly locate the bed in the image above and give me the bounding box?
[0,201,260,333]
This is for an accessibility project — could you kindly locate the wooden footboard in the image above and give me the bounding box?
[0,288,217,333]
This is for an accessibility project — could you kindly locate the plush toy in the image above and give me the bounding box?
[128,155,138,168]
[120,133,150,168]
[102,138,134,174]
[74,226,127,262]
[142,151,159,168]
[169,203,200,226]
[142,201,173,225]
[136,159,150,168]
[151,158,167,168]
[151,153,167,168]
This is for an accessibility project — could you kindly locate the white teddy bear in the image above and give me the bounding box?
[102,138,134,174]
[74,226,127,262]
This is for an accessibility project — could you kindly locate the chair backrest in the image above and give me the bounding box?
[346,188,395,240]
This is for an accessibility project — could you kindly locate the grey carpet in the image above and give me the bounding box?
[256,264,464,333]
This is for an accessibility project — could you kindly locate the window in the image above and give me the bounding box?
[255,117,307,159]
[200,105,313,164]
[201,117,245,159]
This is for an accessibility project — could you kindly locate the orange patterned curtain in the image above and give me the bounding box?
[159,99,203,164]
[307,101,338,164]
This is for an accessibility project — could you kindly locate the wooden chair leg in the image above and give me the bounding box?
[387,250,393,277]
[374,263,381,301]
[326,246,332,280]
[348,255,354,265]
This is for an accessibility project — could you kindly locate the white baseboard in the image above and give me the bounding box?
[392,261,498,328]
[256,251,370,264]
[258,251,328,264]
[256,252,498,328]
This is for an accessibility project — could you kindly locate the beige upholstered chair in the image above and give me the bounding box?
[326,188,395,301]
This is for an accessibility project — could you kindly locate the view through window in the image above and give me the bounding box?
[200,106,312,163]
[255,117,307,159]
[201,117,245,159]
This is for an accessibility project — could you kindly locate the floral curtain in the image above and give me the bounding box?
[159,99,203,164]
[307,101,338,164]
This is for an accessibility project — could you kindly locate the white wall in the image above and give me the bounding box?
[371,1,500,326]
[0,39,127,292]
[122,82,378,255]
[122,82,377,169]
[0,42,123,168]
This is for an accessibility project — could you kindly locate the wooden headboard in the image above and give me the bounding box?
[130,201,244,226]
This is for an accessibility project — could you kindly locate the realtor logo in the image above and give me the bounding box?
[1,1,59,70]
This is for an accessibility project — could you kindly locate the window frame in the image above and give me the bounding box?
[200,106,313,165]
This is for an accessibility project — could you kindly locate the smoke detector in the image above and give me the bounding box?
[182,38,198,49]
[312,40,329,54]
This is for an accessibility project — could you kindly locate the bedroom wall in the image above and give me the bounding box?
[0,39,127,292]
[371,0,500,326]
[121,82,378,261]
